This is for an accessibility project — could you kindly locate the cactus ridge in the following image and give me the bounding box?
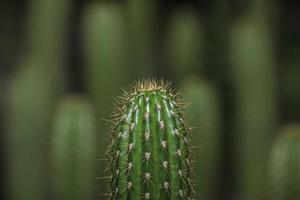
[106,79,192,200]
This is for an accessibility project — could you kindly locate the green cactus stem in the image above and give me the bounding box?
[82,3,128,195]
[230,16,277,200]
[181,77,221,200]
[107,79,193,200]
[270,125,300,200]
[6,0,71,199]
[51,96,96,199]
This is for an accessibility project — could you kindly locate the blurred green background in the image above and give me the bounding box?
[0,0,300,200]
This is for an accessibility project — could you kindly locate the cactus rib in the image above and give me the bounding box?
[107,79,192,200]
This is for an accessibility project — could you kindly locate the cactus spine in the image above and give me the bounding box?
[51,96,96,199]
[107,80,192,200]
[269,125,300,200]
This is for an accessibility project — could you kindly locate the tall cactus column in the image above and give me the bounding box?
[6,0,71,199]
[82,2,128,195]
[270,125,300,200]
[230,17,277,200]
[107,80,192,200]
[181,77,221,200]
[51,96,96,200]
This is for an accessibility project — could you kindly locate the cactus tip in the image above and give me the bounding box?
[105,78,193,199]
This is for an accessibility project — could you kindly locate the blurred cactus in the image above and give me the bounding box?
[26,0,71,66]
[6,0,71,199]
[82,2,128,195]
[181,77,221,200]
[82,2,127,116]
[51,96,96,200]
[230,17,277,200]
[165,8,203,81]
[269,125,300,200]
[7,65,60,200]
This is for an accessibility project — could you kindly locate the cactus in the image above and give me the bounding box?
[181,77,221,200]
[6,0,71,199]
[230,16,277,200]
[82,2,128,195]
[82,2,127,106]
[269,125,300,200]
[107,79,192,200]
[51,96,96,200]
[82,2,127,132]
[7,64,60,200]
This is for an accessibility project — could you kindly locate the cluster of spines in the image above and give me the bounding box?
[106,79,193,200]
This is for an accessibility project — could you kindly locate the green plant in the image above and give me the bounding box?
[107,79,192,200]
[230,16,277,200]
[7,64,60,200]
[6,0,71,199]
[181,77,221,200]
[82,2,127,117]
[270,125,300,200]
[82,2,128,193]
[51,96,96,199]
